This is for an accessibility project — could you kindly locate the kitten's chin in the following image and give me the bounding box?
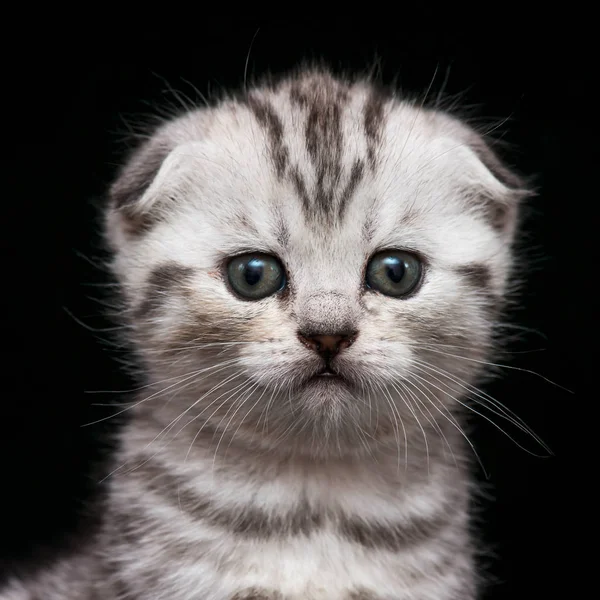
[295,376,358,421]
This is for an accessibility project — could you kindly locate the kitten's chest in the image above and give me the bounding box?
[112,520,446,600]
[108,479,467,600]
[110,436,470,598]
[202,532,418,599]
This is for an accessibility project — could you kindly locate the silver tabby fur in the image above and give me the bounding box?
[2,68,530,599]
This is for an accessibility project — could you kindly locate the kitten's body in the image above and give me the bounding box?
[2,69,528,599]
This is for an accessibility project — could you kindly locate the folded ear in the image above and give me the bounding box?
[109,132,174,232]
[105,112,207,242]
[463,131,533,236]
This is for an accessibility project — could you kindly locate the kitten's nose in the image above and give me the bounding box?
[297,331,357,360]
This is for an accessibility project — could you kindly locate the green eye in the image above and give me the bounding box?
[227,253,286,300]
[365,250,423,297]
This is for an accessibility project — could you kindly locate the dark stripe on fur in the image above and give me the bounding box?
[290,165,311,215]
[230,589,284,599]
[477,195,515,232]
[289,79,309,107]
[131,457,451,551]
[305,85,346,217]
[454,263,502,317]
[290,74,353,220]
[338,510,451,552]
[109,576,139,600]
[405,308,483,353]
[226,498,322,538]
[338,159,365,219]
[135,263,194,319]
[132,458,322,538]
[362,210,377,243]
[347,589,383,600]
[275,211,290,247]
[454,263,491,292]
[110,504,205,564]
[246,96,289,178]
[363,88,387,170]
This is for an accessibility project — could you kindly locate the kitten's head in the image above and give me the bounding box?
[105,70,528,457]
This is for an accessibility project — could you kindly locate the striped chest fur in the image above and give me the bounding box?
[2,68,529,600]
[102,417,474,600]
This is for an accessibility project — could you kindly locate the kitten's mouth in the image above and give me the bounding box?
[316,364,338,376]
[315,371,338,378]
[309,366,346,383]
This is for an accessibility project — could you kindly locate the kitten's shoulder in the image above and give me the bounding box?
[1,553,98,600]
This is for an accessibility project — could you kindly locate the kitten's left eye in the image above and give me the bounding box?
[365,250,423,297]
[227,253,286,300]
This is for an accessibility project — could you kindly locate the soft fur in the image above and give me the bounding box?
[2,68,529,599]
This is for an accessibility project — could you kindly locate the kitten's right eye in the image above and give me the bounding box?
[226,253,286,300]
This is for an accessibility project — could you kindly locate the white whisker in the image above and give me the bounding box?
[387,378,430,474]
[82,359,243,427]
[413,344,572,394]
[412,357,551,453]
[407,368,548,458]
[101,370,247,482]
[373,377,407,471]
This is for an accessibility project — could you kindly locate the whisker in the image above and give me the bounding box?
[63,306,129,333]
[243,27,261,91]
[83,359,243,426]
[387,378,430,474]
[255,380,284,441]
[182,376,252,464]
[413,345,572,394]
[215,380,266,466]
[73,249,109,271]
[373,377,407,471]
[412,357,551,453]
[402,376,462,465]
[404,374,487,477]
[140,341,260,355]
[179,76,210,107]
[395,376,456,467]
[84,368,217,395]
[106,371,248,481]
[407,369,548,458]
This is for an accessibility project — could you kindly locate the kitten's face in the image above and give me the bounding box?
[107,73,523,453]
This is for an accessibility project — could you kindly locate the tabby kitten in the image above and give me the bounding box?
[3,68,530,599]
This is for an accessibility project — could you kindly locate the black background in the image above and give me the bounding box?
[2,21,579,599]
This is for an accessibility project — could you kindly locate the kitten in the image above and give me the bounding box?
[2,68,530,599]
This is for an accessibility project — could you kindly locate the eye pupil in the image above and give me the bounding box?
[385,258,405,283]
[244,260,263,286]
